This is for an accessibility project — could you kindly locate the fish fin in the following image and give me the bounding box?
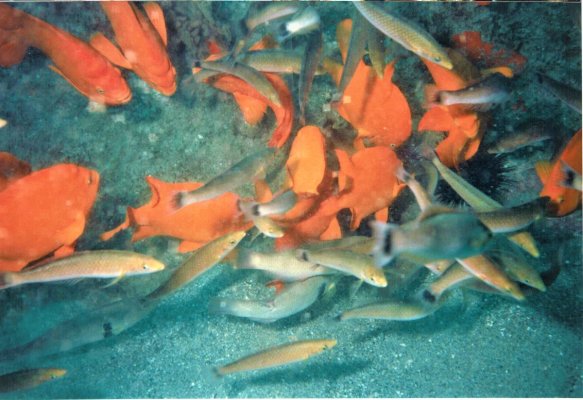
[53,244,76,259]
[535,161,553,185]
[63,278,84,286]
[89,33,132,69]
[143,2,168,46]
[249,317,277,324]
[266,279,285,294]
[101,210,133,241]
[370,220,397,268]
[423,84,442,108]
[232,92,268,125]
[102,274,125,288]
[481,66,514,78]
[348,279,364,299]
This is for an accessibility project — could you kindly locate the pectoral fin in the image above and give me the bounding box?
[102,274,125,288]
[89,33,132,69]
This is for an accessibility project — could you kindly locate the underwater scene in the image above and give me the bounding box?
[0,0,581,398]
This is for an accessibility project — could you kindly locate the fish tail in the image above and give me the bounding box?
[370,220,398,268]
[207,298,229,315]
[0,4,31,67]
[423,84,442,109]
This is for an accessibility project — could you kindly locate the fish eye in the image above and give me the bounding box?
[143,264,151,270]
[433,56,442,62]
[96,87,105,95]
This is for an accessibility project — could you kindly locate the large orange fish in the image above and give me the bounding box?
[0,163,100,272]
[0,3,131,105]
[335,20,411,150]
[101,176,252,253]
[91,2,177,96]
[536,129,582,217]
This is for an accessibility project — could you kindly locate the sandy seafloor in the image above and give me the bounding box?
[0,1,581,398]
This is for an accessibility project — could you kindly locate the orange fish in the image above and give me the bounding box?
[205,72,294,148]
[332,146,404,229]
[0,152,31,192]
[419,54,483,168]
[536,129,582,217]
[101,176,252,253]
[0,164,99,272]
[272,127,339,249]
[0,4,131,105]
[335,20,411,149]
[452,31,527,75]
[91,2,177,96]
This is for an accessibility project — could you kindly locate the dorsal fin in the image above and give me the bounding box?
[89,33,132,69]
[143,2,167,46]
[535,161,553,185]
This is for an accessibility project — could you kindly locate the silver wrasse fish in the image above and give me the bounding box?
[209,276,330,323]
[536,73,582,113]
[426,73,511,109]
[173,148,275,209]
[354,2,452,69]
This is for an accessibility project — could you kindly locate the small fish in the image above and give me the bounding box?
[173,148,275,209]
[239,50,331,75]
[336,11,367,98]
[425,73,511,109]
[475,197,550,234]
[487,122,552,154]
[365,18,386,78]
[299,30,323,124]
[354,2,452,69]
[340,297,448,321]
[559,160,582,191]
[245,3,301,33]
[0,298,155,362]
[0,250,164,290]
[209,276,331,323]
[236,248,337,281]
[214,338,336,376]
[536,73,582,113]
[301,236,375,254]
[491,253,546,292]
[239,189,298,218]
[457,254,524,301]
[371,208,493,267]
[430,152,540,257]
[298,248,387,287]
[0,368,66,393]
[423,263,474,302]
[147,231,246,301]
[199,60,282,107]
[276,6,320,42]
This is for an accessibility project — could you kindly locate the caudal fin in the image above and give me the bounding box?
[0,4,31,67]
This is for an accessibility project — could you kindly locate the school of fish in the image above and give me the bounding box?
[0,1,580,393]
